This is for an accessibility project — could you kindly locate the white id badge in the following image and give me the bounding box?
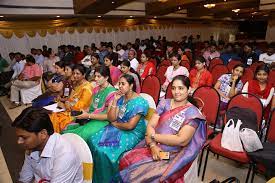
[94,98,99,108]
[118,105,127,118]
[247,58,253,65]
[169,114,185,131]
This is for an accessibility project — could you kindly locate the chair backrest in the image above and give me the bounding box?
[165,82,173,99]
[209,57,223,72]
[249,61,265,73]
[211,64,229,85]
[241,68,254,84]
[227,60,242,71]
[193,86,220,126]
[62,133,93,182]
[159,59,171,67]
[266,109,275,143]
[156,66,168,85]
[227,93,263,131]
[268,70,275,87]
[141,75,161,105]
[139,93,157,122]
[180,60,191,71]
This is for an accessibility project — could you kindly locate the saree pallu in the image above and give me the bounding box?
[110,66,121,85]
[62,86,117,141]
[114,104,206,183]
[50,81,93,133]
[87,96,149,183]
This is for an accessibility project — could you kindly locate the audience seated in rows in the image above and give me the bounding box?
[50,64,93,133]
[88,74,149,183]
[10,55,42,108]
[113,75,206,182]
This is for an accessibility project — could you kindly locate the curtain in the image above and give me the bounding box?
[0,24,238,59]
[266,20,275,43]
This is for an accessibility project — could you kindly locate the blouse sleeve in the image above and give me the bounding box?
[156,99,167,115]
[72,88,93,110]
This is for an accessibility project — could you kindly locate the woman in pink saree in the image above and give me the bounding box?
[113,75,206,183]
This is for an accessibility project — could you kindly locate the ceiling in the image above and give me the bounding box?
[0,0,274,21]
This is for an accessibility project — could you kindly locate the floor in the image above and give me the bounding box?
[0,96,267,183]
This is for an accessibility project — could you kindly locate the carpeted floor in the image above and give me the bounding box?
[0,102,24,182]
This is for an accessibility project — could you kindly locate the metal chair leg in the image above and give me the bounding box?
[198,147,205,176]
[250,164,256,183]
[201,148,210,181]
[245,164,252,183]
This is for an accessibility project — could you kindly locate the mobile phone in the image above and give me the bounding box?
[71,111,83,116]
[159,151,170,160]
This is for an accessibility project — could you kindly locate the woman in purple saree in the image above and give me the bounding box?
[113,75,207,183]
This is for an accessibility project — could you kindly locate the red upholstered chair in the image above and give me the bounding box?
[209,57,224,72]
[211,64,229,85]
[268,70,275,87]
[249,61,265,73]
[227,60,242,71]
[141,75,161,105]
[193,86,220,135]
[165,82,173,99]
[156,66,168,85]
[193,86,220,175]
[201,93,263,182]
[180,60,191,71]
[159,59,171,67]
[185,51,193,65]
[241,68,254,84]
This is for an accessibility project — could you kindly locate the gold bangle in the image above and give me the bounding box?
[149,143,156,148]
[111,105,117,108]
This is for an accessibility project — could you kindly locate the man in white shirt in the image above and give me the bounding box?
[259,44,275,65]
[13,107,83,183]
[128,49,139,71]
[81,47,93,68]
[11,53,26,80]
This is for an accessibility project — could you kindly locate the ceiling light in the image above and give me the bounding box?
[178,6,181,10]
[0,16,4,18]
[232,9,240,13]
[111,1,115,4]
[264,14,269,17]
[252,12,257,15]
[97,15,102,18]
[154,16,157,19]
[204,4,216,8]
[129,16,133,18]
[158,0,168,2]
[56,15,60,18]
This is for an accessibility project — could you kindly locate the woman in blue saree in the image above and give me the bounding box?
[114,75,207,183]
[88,74,149,183]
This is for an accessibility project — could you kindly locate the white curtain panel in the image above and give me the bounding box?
[0,25,237,59]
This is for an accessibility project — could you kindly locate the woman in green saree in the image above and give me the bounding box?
[63,66,116,141]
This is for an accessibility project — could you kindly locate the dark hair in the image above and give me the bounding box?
[169,53,181,61]
[12,107,54,135]
[255,64,270,76]
[91,53,100,60]
[65,63,75,70]
[120,74,136,92]
[55,61,65,69]
[171,75,198,107]
[195,56,206,64]
[232,63,245,71]
[25,54,36,64]
[73,64,88,76]
[94,66,113,85]
[121,60,130,67]
[104,53,113,63]
[9,52,15,56]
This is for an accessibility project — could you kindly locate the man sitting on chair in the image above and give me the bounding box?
[9,55,42,108]
[13,107,83,183]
